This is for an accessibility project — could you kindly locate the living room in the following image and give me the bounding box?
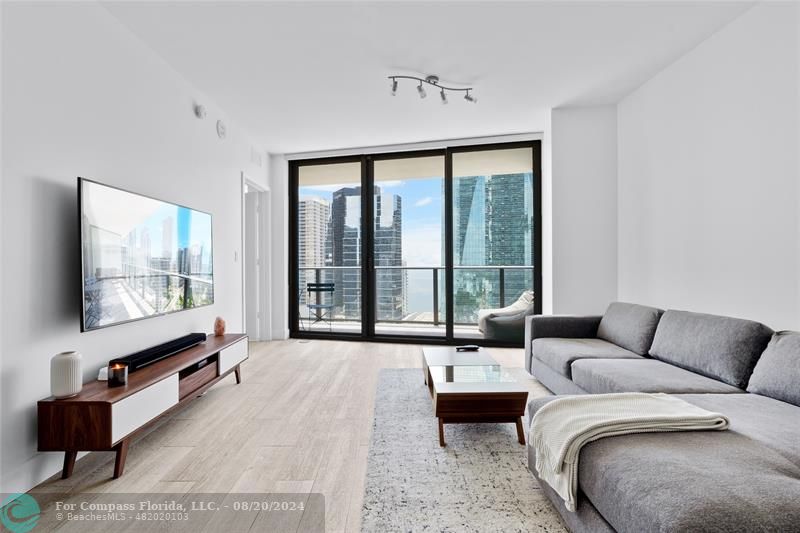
[1,1,798,532]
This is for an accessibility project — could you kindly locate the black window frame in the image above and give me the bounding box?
[288,139,542,347]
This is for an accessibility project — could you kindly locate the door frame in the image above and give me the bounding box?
[448,140,543,319]
[241,172,271,341]
[288,155,364,341]
[288,140,542,347]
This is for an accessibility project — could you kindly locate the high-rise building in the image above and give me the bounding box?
[374,191,403,321]
[299,198,330,268]
[298,197,330,308]
[161,216,174,261]
[326,187,361,319]
[453,176,486,265]
[451,173,533,322]
[326,186,403,321]
[486,173,532,304]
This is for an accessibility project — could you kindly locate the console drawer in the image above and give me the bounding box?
[179,358,218,399]
[219,338,248,374]
[111,374,178,444]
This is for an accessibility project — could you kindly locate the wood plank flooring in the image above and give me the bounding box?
[31,340,548,532]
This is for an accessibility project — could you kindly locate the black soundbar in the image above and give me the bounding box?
[110,333,208,373]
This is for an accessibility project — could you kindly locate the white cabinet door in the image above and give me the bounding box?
[219,338,248,374]
[111,374,179,443]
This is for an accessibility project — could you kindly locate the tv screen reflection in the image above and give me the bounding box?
[80,179,213,330]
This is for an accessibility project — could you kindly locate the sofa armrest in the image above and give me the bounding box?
[524,315,603,373]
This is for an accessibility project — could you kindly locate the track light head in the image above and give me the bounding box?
[388,74,475,103]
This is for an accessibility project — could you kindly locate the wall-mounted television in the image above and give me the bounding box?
[79,178,214,331]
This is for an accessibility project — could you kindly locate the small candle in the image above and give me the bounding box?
[108,363,128,388]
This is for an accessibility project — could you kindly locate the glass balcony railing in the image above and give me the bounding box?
[297,265,534,335]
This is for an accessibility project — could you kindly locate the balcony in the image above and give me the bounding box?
[298,265,534,338]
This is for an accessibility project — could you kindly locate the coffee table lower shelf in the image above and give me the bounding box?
[432,388,528,447]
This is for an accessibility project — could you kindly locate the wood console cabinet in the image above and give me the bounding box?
[38,334,248,479]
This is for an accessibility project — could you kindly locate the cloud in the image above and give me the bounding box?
[414,197,433,207]
[403,223,442,267]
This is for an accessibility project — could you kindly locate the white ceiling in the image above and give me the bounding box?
[104,1,752,154]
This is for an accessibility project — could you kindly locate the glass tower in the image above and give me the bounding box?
[452,172,533,322]
[326,186,404,321]
[374,191,404,321]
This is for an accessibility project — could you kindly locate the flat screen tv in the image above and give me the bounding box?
[79,178,214,331]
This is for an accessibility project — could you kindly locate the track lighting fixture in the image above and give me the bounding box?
[388,74,476,104]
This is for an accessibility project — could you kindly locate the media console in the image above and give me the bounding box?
[38,333,248,479]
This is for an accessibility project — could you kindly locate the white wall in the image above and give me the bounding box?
[617,3,800,329]
[551,106,618,314]
[1,2,266,494]
[541,116,554,314]
[268,154,290,340]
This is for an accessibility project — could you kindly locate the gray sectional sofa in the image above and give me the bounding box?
[523,302,800,532]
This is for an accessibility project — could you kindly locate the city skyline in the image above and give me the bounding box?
[298,172,534,322]
[299,179,436,315]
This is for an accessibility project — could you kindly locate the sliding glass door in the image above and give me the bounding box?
[290,141,541,345]
[451,146,536,337]
[293,159,363,334]
[372,153,446,338]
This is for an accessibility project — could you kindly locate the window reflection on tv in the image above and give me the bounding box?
[80,178,214,331]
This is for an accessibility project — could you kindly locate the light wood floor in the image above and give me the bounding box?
[32,340,547,532]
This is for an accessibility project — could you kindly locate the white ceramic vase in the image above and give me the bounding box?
[51,351,82,399]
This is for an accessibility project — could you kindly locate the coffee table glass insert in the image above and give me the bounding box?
[427,364,516,384]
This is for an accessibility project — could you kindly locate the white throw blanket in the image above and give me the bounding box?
[530,393,729,512]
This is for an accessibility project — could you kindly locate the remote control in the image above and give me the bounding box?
[455,345,480,352]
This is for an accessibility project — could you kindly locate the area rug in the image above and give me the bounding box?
[361,368,566,532]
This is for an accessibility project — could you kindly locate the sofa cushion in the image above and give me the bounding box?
[532,337,642,378]
[596,302,663,355]
[571,359,743,394]
[747,331,800,406]
[649,310,773,389]
[527,393,800,532]
[531,358,588,396]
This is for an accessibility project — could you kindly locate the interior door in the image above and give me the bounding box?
[244,191,260,339]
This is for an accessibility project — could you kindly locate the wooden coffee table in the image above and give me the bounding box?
[422,347,528,447]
